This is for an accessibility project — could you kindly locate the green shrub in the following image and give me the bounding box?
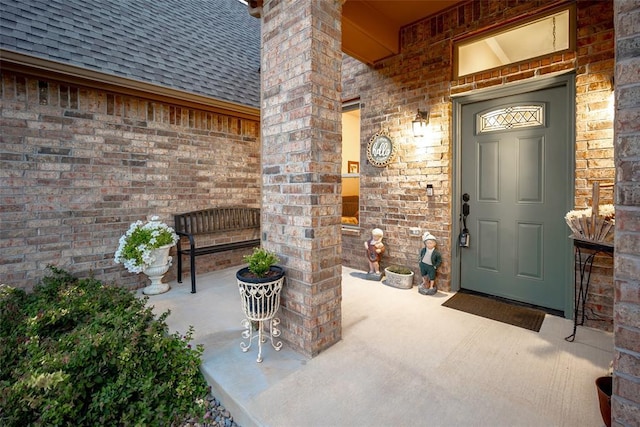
[0,267,209,426]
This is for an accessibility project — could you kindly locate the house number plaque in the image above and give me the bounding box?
[367,130,395,167]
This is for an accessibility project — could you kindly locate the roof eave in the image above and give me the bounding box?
[0,49,260,121]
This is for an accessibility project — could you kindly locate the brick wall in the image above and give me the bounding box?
[261,0,343,357]
[0,71,261,290]
[574,0,616,330]
[613,1,640,423]
[340,0,615,329]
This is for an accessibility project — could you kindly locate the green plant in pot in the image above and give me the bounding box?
[240,247,282,279]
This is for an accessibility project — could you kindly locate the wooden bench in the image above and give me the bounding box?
[174,207,261,293]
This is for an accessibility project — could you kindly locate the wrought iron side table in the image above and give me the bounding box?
[565,238,614,342]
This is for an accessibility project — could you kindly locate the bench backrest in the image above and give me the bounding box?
[174,207,260,235]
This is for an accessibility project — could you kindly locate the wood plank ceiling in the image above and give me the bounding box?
[248,0,462,65]
[342,0,462,64]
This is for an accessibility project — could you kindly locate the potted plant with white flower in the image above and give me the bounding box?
[114,215,179,295]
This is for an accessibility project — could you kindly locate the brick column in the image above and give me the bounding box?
[260,0,343,357]
[613,1,640,424]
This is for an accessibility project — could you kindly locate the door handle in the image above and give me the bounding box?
[462,193,470,216]
[460,193,470,247]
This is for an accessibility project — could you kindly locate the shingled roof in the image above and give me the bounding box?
[0,0,261,108]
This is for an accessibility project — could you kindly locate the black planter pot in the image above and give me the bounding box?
[236,265,285,283]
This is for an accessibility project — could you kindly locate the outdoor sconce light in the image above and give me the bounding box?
[412,109,430,138]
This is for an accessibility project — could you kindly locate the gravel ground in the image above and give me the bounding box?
[182,394,240,427]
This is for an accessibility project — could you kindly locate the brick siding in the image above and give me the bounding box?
[613,0,640,423]
[0,72,261,290]
[261,0,343,357]
[341,0,615,330]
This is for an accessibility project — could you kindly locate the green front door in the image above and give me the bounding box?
[460,85,571,311]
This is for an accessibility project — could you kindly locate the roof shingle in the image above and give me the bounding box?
[0,0,261,108]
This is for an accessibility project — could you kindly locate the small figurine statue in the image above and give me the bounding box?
[364,228,385,279]
[418,231,442,295]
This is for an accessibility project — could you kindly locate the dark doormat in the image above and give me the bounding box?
[442,290,546,332]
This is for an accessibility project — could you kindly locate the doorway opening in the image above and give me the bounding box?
[342,101,361,229]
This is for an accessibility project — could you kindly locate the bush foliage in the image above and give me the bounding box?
[0,267,209,426]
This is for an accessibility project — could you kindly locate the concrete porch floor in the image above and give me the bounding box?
[143,265,613,427]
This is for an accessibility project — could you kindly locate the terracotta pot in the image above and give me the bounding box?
[595,376,612,427]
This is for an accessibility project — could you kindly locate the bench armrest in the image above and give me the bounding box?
[176,231,196,252]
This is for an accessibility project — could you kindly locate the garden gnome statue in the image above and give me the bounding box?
[418,231,442,295]
[364,228,385,280]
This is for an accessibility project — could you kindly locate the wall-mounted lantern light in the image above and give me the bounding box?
[412,109,430,138]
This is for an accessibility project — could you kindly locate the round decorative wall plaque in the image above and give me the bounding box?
[366,130,395,167]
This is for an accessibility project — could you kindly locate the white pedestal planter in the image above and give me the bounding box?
[142,244,173,295]
[384,267,415,289]
[236,266,284,363]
